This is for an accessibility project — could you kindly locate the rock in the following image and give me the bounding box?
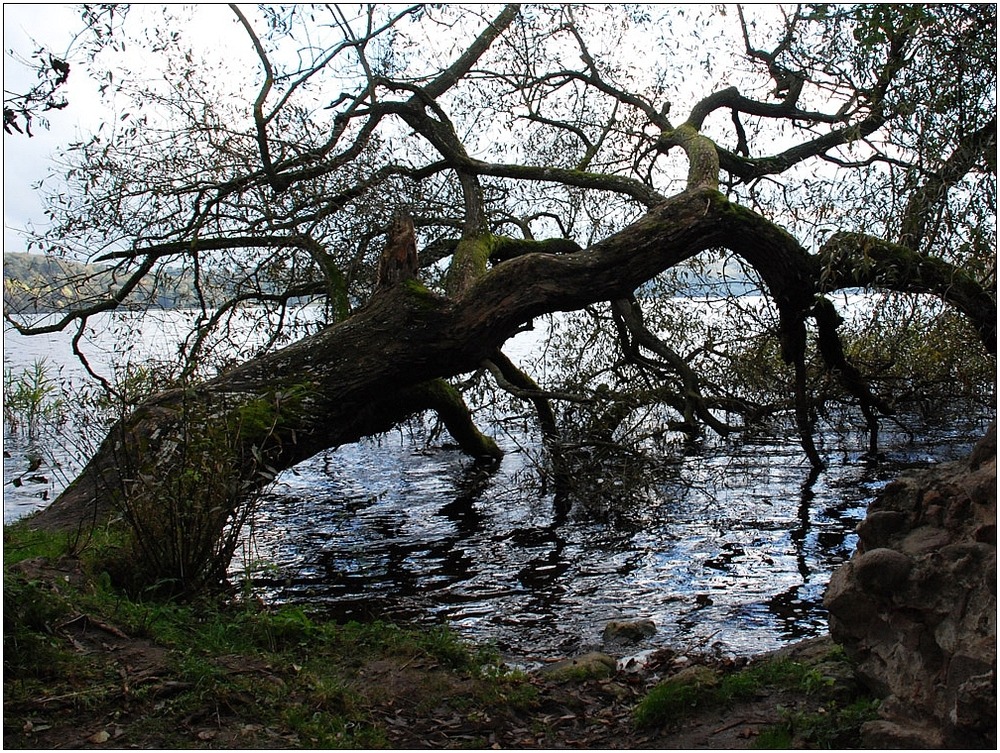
[953,670,997,740]
[602,618,656,644]
[852,547,912,594]
[861,719,944,749]
[538,652,617,682]
[969,421,996,470]
[659,664,720,691]
[824,422,997,749]
[856,509,908,548]
[765,634,837,663]
[899,526,952,556]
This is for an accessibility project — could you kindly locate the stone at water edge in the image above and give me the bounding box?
[538,652,618,682]
[602,618,657,644]
[824,422,997,749]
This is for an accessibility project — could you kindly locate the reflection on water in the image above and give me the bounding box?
[3,311,990,661]
[237,415,986,661]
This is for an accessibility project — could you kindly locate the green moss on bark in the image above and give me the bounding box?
[659,123,720,191]
[446,236,496,297]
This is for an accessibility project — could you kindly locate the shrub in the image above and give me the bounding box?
[101,392,280,598]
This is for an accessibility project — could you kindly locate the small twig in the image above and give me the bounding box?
[27,686,113,705]
[713,718,749,734]
[57,613,130,639]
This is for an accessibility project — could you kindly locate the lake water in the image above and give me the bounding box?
[3,305,988,662]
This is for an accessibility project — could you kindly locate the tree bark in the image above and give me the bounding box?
[27,186,997,531]
[819,232,997,355]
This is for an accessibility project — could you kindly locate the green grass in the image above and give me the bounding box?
[2,521,535,749]
[635,658,836,728]
[3,524,83,566]
[3,358,66,438]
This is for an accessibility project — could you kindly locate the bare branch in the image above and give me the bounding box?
[230,4,284,191]
[899,116,997,249]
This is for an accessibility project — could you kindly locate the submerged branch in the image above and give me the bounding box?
[611,297,735,437]
[482,358,590,405]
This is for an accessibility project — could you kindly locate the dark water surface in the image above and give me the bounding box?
[237,415,986,663]
[3,311,990,663]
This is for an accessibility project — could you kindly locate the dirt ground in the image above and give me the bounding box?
[4,556,863,750]
[6,625,846,749]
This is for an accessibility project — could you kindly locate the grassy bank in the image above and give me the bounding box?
[4,521,878,749]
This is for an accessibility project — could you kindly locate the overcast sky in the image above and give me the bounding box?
[3,5,97,250]
[3,4,254,253]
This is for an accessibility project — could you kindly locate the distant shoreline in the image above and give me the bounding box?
[3,251,215,312]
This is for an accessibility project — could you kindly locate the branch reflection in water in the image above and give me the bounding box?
[3,308,987,661]
[237,413,983,662]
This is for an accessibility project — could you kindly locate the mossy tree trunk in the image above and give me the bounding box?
[30,186,996,531]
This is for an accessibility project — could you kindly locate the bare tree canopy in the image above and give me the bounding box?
[6,4,995,547]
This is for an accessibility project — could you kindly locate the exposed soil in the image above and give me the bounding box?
[4,557,865,750]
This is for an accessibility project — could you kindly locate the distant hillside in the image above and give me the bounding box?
[3,252,208,312]
[4,248,757,315]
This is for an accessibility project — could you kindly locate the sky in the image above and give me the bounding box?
[3,3,252,253]
[3,4,102,251]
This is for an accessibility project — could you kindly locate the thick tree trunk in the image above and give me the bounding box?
[27,186,997,531]
[33,188,730,530]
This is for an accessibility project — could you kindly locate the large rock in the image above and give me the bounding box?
[824,423,996,748]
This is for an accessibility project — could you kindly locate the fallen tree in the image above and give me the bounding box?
[28,186,996,533]
[5,6,994,590]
